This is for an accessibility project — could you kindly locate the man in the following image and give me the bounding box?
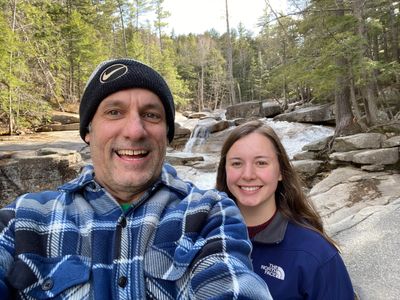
[0,59,272,299]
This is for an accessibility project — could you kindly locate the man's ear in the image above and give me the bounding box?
[85,123,92,144]
[84,133,90,144]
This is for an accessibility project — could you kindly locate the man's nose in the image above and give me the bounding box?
[122,114,147,139]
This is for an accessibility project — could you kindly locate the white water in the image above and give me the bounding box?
[177,118,334,190]
[183,125,210,153]
[262,119,334,158]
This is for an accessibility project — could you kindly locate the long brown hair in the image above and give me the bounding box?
[216,120,337,248]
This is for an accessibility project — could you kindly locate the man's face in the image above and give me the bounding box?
[85,88,168,203]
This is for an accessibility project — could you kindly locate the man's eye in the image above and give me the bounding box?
[107,110,121,116]
[143,112,161,121]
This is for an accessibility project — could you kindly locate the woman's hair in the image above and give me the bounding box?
[216,120,337,248]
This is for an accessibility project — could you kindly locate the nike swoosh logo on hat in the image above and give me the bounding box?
[100,64,128,82]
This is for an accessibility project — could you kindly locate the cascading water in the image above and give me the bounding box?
[262,119,334,158]
[182,118,334,158]
[183,125,210,153]
[176,118,334,189]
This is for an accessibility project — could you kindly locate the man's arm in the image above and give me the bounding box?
[187,193,272,299]
[0,206,16,299]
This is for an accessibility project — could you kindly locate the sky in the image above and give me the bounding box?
[162,0,288,35]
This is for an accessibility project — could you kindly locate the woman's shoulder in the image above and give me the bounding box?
[284,221,339,264]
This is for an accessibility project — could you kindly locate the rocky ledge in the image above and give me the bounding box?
[291,132,399,299]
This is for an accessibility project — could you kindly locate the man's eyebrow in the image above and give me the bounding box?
[101,98,125,107]
[141,102,165,113]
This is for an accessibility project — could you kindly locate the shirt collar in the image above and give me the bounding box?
[58,163,189,196]
[252,211,288,244]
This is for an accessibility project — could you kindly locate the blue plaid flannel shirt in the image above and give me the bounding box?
[0,164,271,299]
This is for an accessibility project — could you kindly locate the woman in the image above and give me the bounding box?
[216,120,354,299]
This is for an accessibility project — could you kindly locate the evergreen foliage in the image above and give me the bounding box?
[0,0,398,134]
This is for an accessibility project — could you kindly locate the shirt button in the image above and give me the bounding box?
[118,276,127,288]
[120,217,127,228]
[42,278,54,291]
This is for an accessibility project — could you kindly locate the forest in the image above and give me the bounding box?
[0,0,399,136]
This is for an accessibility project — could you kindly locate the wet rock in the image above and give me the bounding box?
[332,133,386,151]
[262,102,283,117]
[273,104,335,124]
[225,101,263,120]
[170,123,191,150]
[166,153,204,166]
[292,159,324,179]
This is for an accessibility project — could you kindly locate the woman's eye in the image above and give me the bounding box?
[256,161,268,166]
[231,161,242,167]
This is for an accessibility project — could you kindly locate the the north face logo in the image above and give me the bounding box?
[261,263,285,280]
[100,64,128,83]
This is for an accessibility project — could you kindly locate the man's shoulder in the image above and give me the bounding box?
[11,190,68,210]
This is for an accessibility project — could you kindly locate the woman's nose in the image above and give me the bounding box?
[242,164,256,180]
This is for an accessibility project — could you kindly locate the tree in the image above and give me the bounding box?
[6,0,17,134]
[196,35,212,111]
[352,0,379,127]
[329,0,359,135]
[234,23,256,102]
[153,0,170,51]
[225,0,236,105]
[116,0,129,56]
[132,0,153,29]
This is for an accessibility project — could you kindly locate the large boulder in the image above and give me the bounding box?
[51,111,80,124]
[274,104,335,124]
[36,123,80,132]
[329,148,399,165]
[0,148,83,206]
[170,123,191,150]
[309,167,400,299]
[291,159,324,182]
[328,132,399,169]
[225,101,263,120]
[333,199,400,300]
[262,102,283,117]
[36,111,80,132]
[332,133,386,152]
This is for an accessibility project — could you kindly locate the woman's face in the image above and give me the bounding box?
[225,132,282,217]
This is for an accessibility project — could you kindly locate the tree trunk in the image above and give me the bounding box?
[199,65,204,111]
[353,0,379,126]
[389,4,400,62]
[334,0,361,136]
[349,69,367,130]
[335,63,361,135]
[225,0,236,105]
[8,0,17,135]
[117,0,128,56]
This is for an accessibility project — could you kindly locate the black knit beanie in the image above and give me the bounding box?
[79,58,175,143]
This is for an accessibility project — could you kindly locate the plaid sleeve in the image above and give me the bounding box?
[187,192,272,300]
[143,187,272,299]
[0,205,16,299]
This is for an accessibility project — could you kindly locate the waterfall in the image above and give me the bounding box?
[178,118,334,190]
[183,125,210,153]
[263,119,334,158]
